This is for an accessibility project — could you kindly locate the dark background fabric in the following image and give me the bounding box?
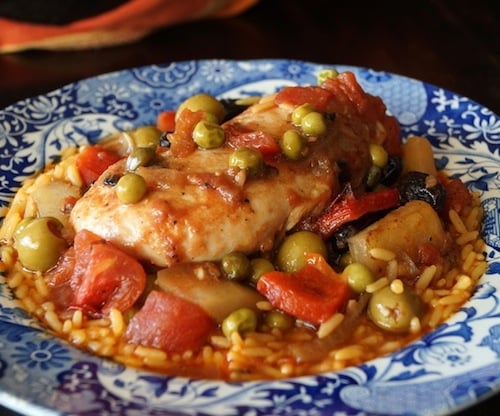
[0,0,129,24]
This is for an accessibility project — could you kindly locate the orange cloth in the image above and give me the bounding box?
[0,0,259,53]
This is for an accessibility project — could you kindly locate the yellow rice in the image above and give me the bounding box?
[0,146,489,381]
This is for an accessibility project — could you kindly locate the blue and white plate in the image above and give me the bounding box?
[1,59,499,416]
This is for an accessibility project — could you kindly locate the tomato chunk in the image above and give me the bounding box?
[257,254,350,325]
[125,290,215,353]
[168,109,203,157]
[441,177,472,216]
[225,123,280,157]
[156,110,176,132]
[274,85,334,112]
[48,229,146,315]
[417,242,443,267]
[322,71,402,156]
[76,145,122,187]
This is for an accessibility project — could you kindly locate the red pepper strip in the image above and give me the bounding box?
[314,186,401,239]
[256,253,350,325]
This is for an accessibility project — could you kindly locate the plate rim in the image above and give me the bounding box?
[1,58,499,416]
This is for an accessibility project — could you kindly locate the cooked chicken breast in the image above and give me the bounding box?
[71,82,391,267]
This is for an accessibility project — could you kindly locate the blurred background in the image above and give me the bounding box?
[0,0,498,112]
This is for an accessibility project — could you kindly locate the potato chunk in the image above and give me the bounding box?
[156,262,265,322]
[348,200,445,276]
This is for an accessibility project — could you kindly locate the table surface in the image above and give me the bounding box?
[0,0,498,415]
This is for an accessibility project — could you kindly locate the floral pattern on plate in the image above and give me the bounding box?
[0,59,499,416]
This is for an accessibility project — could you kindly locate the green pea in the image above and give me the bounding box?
[276,230,327,273]
[203,112,219,124]
[132,126,161,148]
[126,147,156,171]
[317,68,339,85]
[369,143,389,168]
[177,93,225,123]
[221,307,258,337]
[116,173,147,204]
[280,130,306,160]
[228,147,263,176]
[249,257,275,286]
[14,217,67,272]
[192,120,225,149]
[343,262,375,294]
[221,251,251,281]
[291,103,315,125]
[265,310,294,330]
[301,111,327,136]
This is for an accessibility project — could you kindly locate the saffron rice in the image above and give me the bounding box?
[0,147,489,381]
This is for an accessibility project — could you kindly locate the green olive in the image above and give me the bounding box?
[301,111,327,136]
[126,147,156,171]
[317,68,339,85]
[280,130,306,160]
[221,307,258,337]
[368,285,421,333]
[276,230,327,273]
[14,217,67,272]
[192,120,225,149]
[13,217,36,238]
[116,172,147,203]
[132,126,162,148]
[343,262,375,294]
[291,103,315,125]
[177,93,225,123]
[264,310,294,330]
[228,147,263,176]
[221,251,251,281]
[249,257,275,286]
